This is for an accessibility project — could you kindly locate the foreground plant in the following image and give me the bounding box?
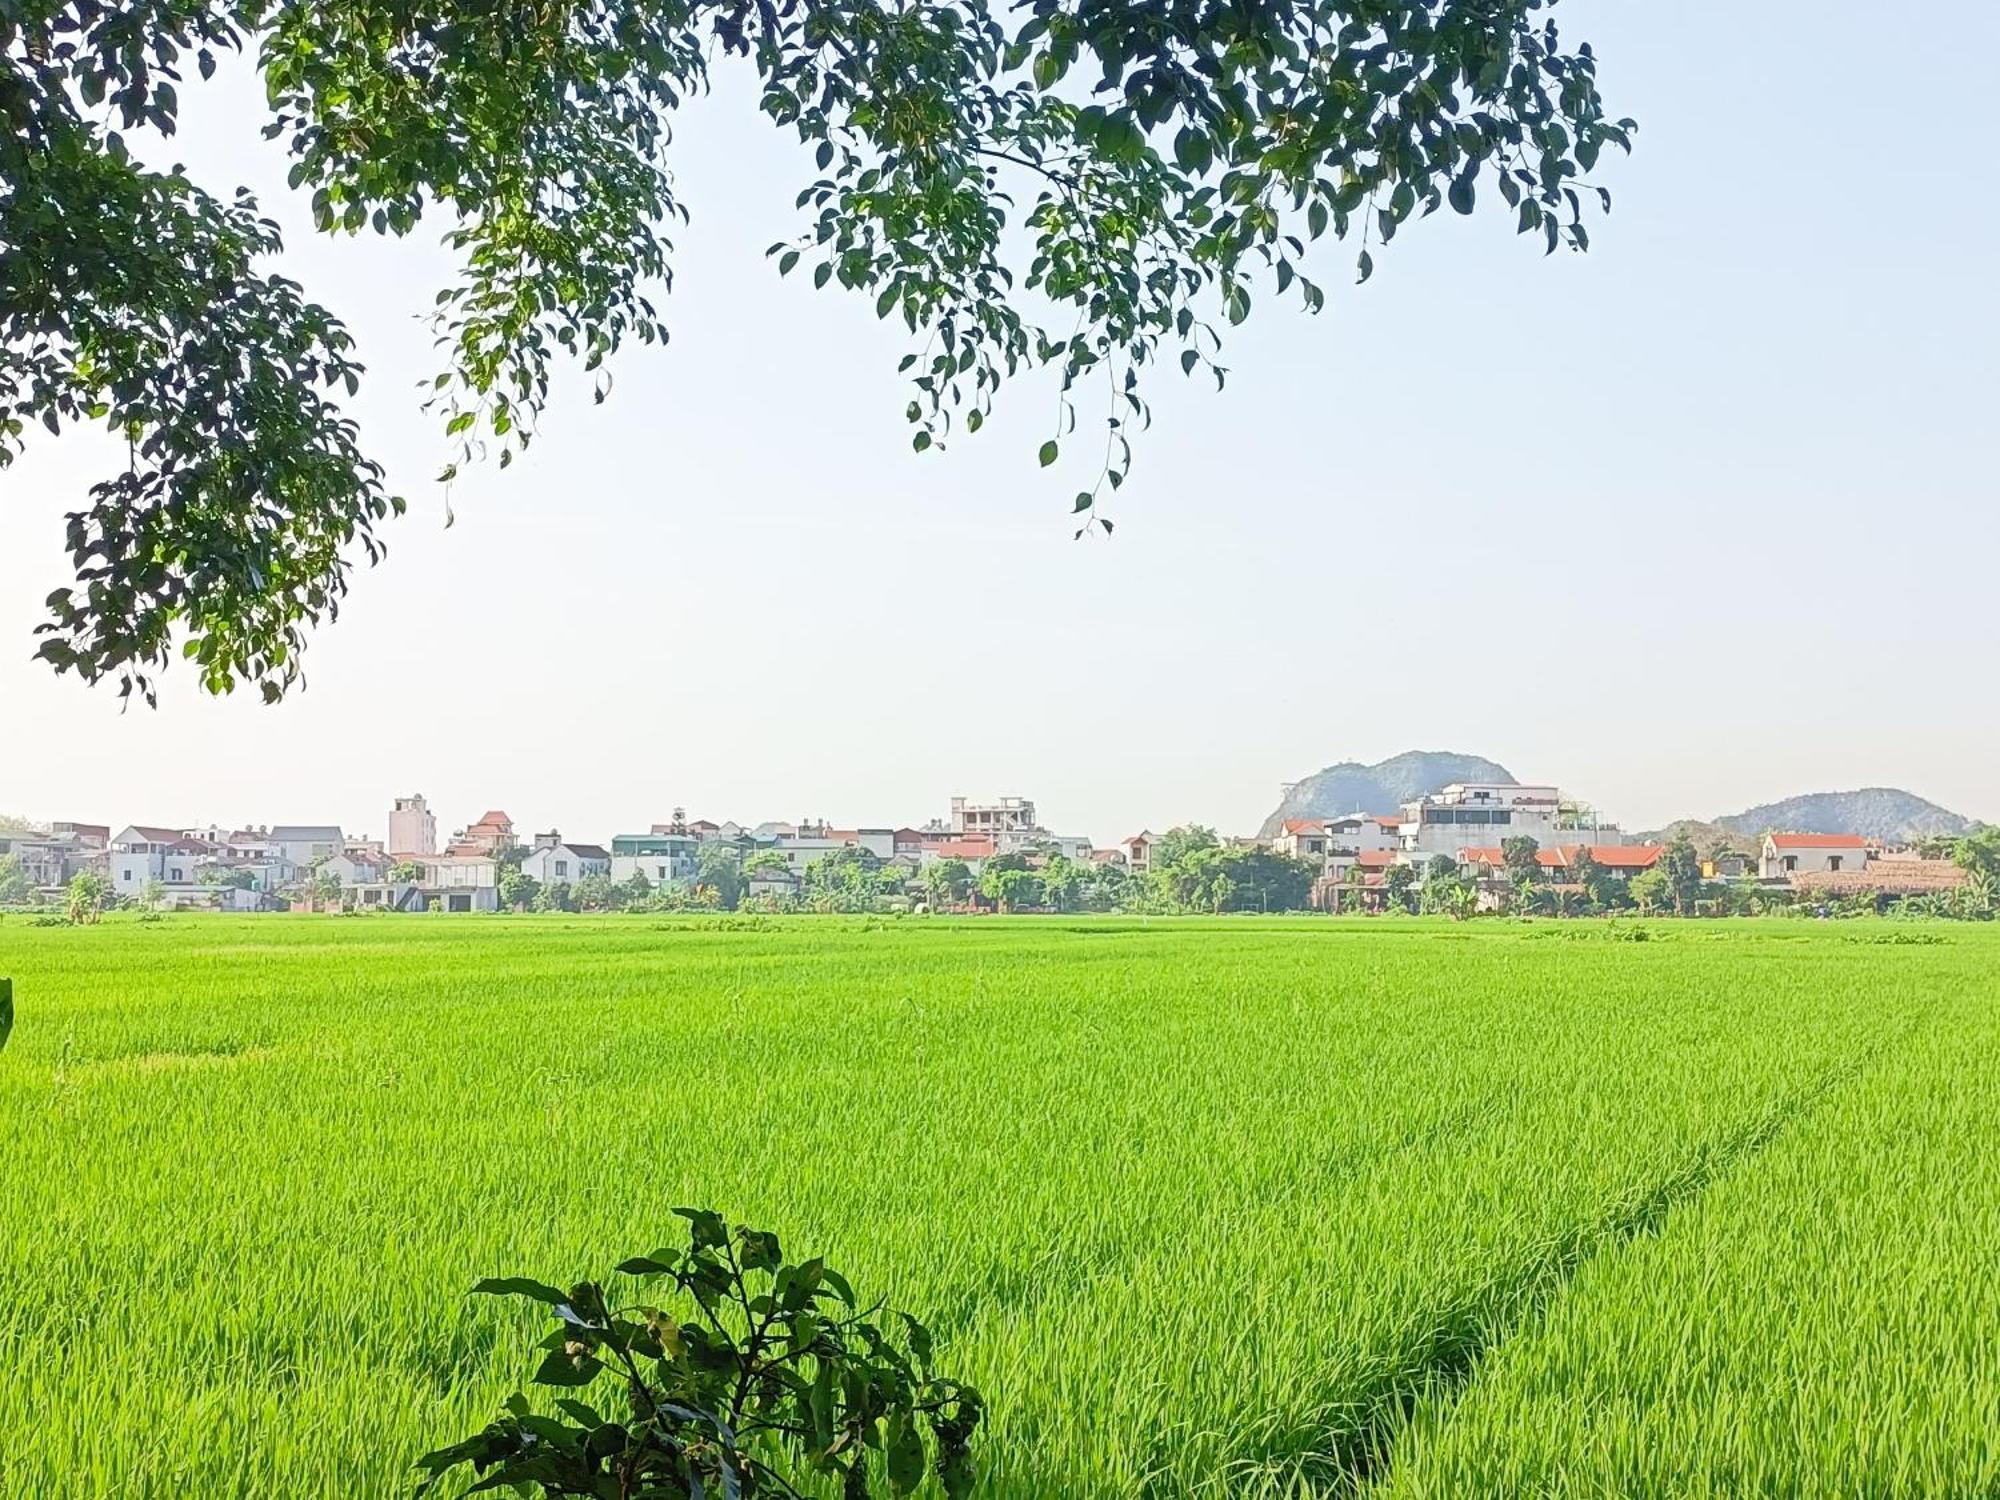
[417,1209,981,1499]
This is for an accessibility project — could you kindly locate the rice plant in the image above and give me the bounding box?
[0,915,1991,1497]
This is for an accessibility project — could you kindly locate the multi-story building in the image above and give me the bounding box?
[0,829,100,889]
[1396,784,1614,858]
[107,826,215,896]
[1120,831,1157,873]
[389,795,438,856]
[449,810,516,856]
[950,796,1038,839]
[270,825,344,868]
[409,854,501,911]
[610,833,698,885]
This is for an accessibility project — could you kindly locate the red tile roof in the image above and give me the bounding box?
[1549,844,1664,870]
[1460,846,1569,870]
[1281,819,1326,836]
[1768,832,1869,849]
[1355,850,1399,869]
[928,840,995,861]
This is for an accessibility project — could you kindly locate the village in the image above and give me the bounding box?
[0,781,1974,916]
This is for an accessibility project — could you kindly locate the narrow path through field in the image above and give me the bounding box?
[1332,1008,1936,1498]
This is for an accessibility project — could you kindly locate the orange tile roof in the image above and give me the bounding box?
[929,840,995,860]
[1355,850,1399,869]
[1461,846,1570,869]
[1768,832,1869,849]
[1560,844,1665,870]
[1281,819,1326,835]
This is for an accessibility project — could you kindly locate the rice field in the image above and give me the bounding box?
[0,914,1994,1498]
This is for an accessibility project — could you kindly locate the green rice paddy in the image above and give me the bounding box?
[1,915,1994,1497]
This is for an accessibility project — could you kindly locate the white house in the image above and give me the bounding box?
[610,833,699,885]
[770,836,860,874]
[992,828,1095,861]
[1761,833,1870,879]
[519,836,612,886]
[270,824,344,868]
[411,854,501,911]
[108,826,207,895]
[317,852,388,888]
[1271,820,1330,860]
[1397,784,1617,857]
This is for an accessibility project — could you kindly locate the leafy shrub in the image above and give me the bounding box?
[418,1209,981,1499]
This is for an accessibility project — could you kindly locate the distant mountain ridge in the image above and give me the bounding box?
[1258,750,1514,838]
[1720,788,1972,842]
[1639,788,1975,849]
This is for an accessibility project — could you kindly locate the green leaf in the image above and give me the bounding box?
[674,1207,729,1249]
[810,1360,836,1449]
[1356,249,1375,285]
[1038,439,1058,467]
[471,1278,570,1306]
[1448,176,1476,215]
[1174,127,1212,175]
[1072,492,1093,513]
[885,1409,925,1494]
[532,1349,603,1387]
[614,1256,675,1276]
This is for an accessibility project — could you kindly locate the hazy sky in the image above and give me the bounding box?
[4,1,1996,845]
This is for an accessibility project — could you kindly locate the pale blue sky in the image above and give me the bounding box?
[3,0,1996,844]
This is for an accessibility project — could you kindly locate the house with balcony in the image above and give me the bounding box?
[108,826,216,897]
[611,833,699,885]
[0,828,103,890]
[448,810,517,857]
[1397,784,1618,857]
[406,853,501,911]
